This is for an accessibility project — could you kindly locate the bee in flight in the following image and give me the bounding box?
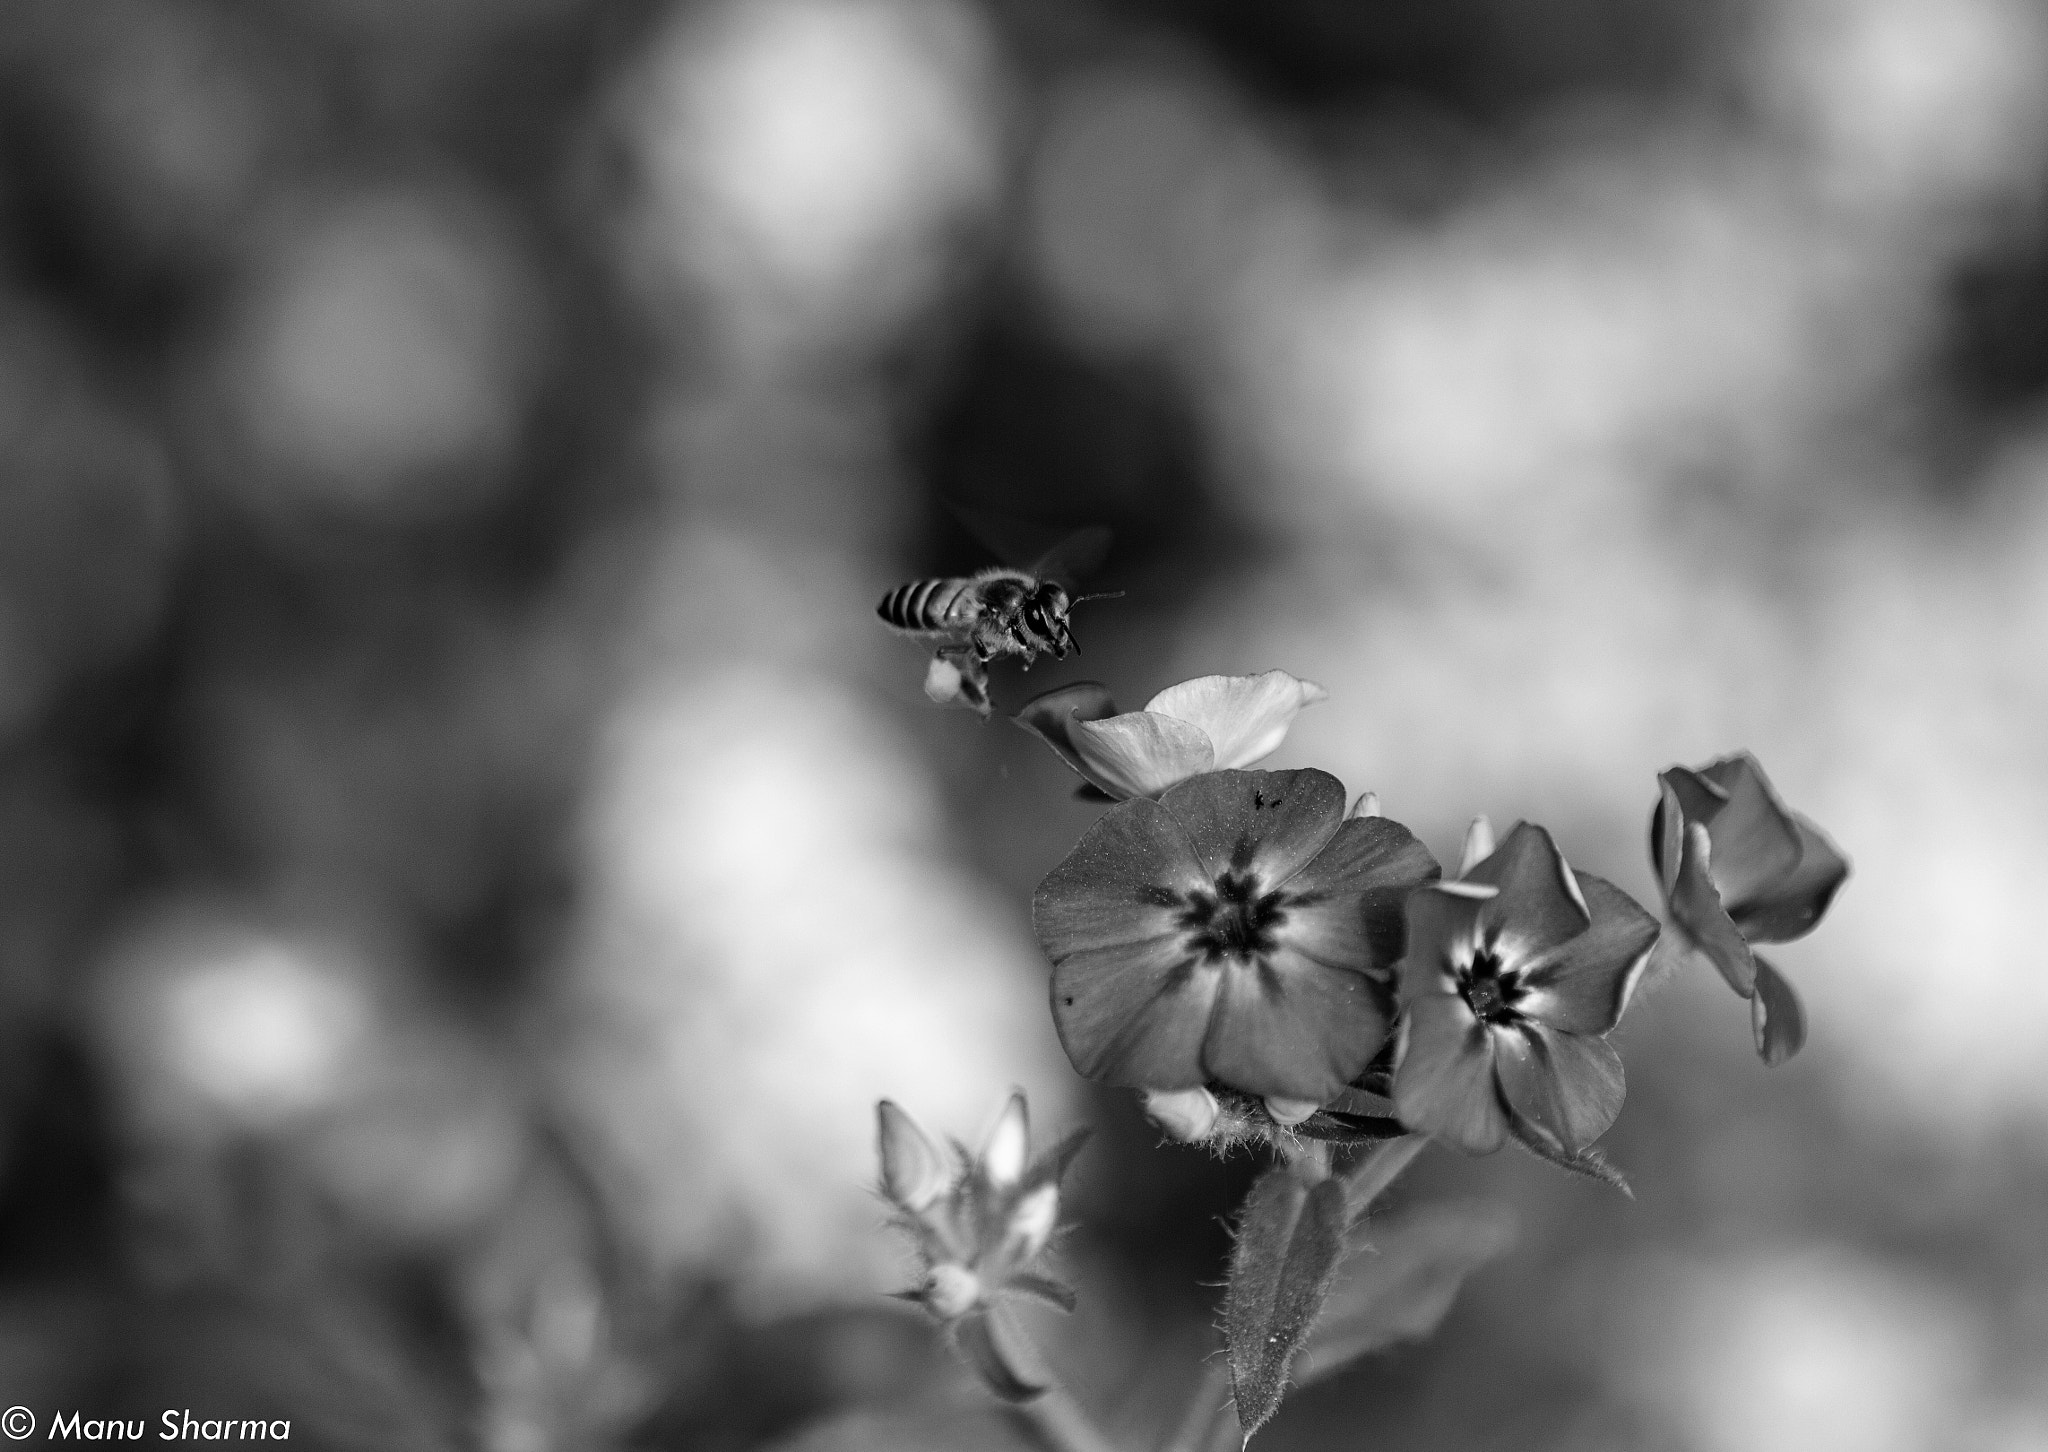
[877,521,1115,716]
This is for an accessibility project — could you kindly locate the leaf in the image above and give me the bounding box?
[1327,1086,1399,1118]
[1224,1170,1350,1442]
[1291,1201,1517,1389]
[1292,1111,1407,1145]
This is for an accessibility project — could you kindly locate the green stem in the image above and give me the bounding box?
[1159,1356,1232,1452]
[1009,1385,1122,1452]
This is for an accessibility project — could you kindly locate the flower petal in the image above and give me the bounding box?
[1393,992,1507,1154]
[1650,780,1687,900]
[1200,942,1390,1101]
[1730,810,1850,944]
[1516,872,1661,1034]
[1695,753,1803,909]
[1142,670,1328,770]
[1750,953,1808,1065]
[1492,1021,1625,1153]
[1158,768,1346,886]
[1667,820,1757,996]
[1035,799,1222,1088]
[1458,816,1496,878]
[1463,822,1592,963]
[1013,681,1121,789]
[877,1100,953,1212]
[1394,884,1488,1007]
[1070,711,1216,800]
[1658,765,1727,828]
[980,1092,1029,1189]
[1279,815,1441,977]
[1143,1086,1221,1142]
[1033,797,1208,958]
[1050,936,1221,1087]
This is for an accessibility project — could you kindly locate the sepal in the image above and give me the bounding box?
[1506,1116,1633,1198]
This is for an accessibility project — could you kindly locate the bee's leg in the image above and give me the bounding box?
[924,649,991,716]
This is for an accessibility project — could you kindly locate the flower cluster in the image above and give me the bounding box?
[1017,672,1852,1165]
[876,664,1858,1446]
[876,1093,1086,1401]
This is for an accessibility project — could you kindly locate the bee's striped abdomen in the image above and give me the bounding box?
[877,577,972,632]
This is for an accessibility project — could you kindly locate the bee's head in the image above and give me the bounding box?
[1025,583,1075,657]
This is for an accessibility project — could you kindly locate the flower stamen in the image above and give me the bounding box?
[1178,870,1288,962]
[1459,947,1524,1024]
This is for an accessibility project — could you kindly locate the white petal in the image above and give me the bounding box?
[1142,1086,1221,1142]
[1141,671,1327,770]
[1003,1183,1059,1262]
[1070,711,1216,799]
[1264,1095,1321,1127]
[877,1100,952,1212]
[980,1091,1030,1188]
[1458,815,1496,878]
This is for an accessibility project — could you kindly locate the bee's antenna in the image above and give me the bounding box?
[1070,590,1124,606]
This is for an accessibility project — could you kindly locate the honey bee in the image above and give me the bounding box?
[877,522,1114,716]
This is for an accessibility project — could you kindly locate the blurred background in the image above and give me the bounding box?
[2,0,2046,1447]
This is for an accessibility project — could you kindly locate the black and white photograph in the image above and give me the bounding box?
[0,0,2043,1448]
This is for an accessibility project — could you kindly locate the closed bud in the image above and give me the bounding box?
[1142,1086,1221,1142]
[1459,815,1497,878]
[1348,791,1382,819]
[877,1100,951,1212]
[1264,1095,1320,1127]
[981,1092,1029,1189]
[922,1262,983,1320]
[1003,1183,1060,1263]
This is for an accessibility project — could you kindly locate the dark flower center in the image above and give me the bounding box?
[1179,869,1287,962]
[1460,947,1524,1024]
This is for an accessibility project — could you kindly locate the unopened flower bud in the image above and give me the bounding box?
[1142,1086,1221,1142]
[1003,1183,1059,1262]
[1264,1095,1320,1127]
[1348,791,1381,819]
[922,1262,982,1320]
[1459,815,1497,878]
[877,1100,951,1212]
[981,1092,1029,1189]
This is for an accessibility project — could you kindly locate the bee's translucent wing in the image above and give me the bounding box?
[944,502,1111,586]
[1027,525,1112,588]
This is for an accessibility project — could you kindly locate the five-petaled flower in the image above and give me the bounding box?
[1392,819,1659,1157]
[876,1093,1087,1401]
[1033,768,1439,1107]
[1015,671,1327,801]
[1652,752,1850,1065]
